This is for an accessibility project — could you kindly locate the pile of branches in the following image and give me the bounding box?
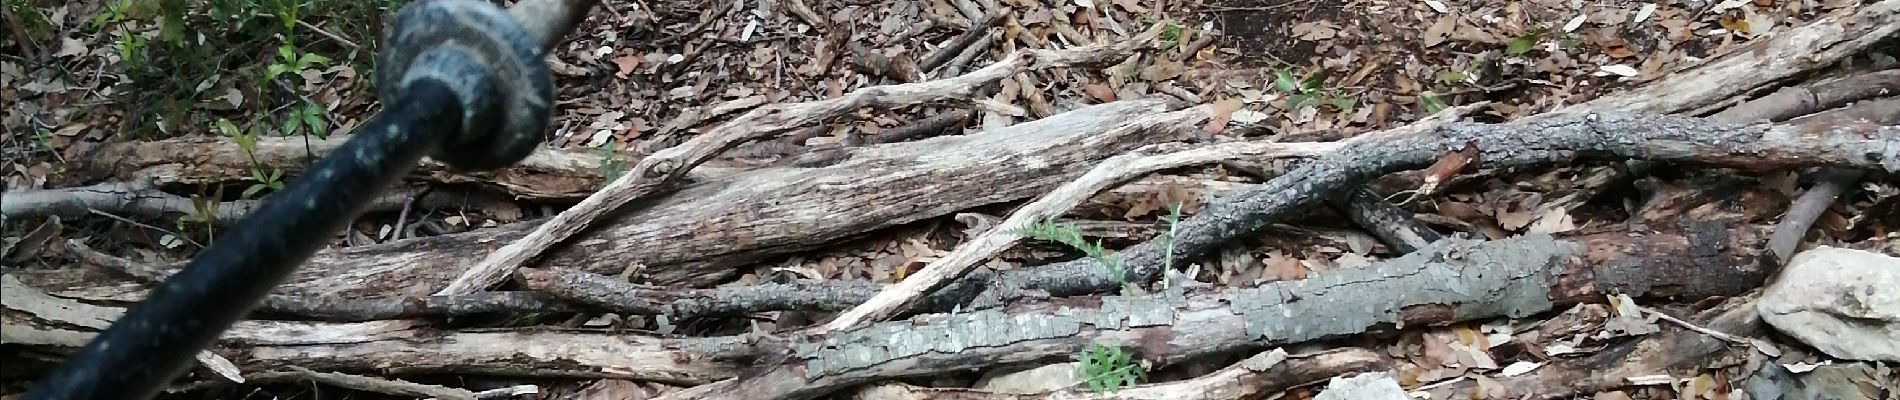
[3,1,1897,399]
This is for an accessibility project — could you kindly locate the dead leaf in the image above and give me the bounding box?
[55,36,86,58]
[1204,98,1243,133]
[1422,16,1457,47]
[1261,251,1305,282]
[614,53,640,78]
[1527,207,1576,234]
[1083,83,1117,102]
[1139,60,1183,81]
[1597,36,1636,58]
[1111,0,1147,13]
[1022,9,1054,25]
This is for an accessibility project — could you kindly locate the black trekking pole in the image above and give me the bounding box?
[20,1,599,399]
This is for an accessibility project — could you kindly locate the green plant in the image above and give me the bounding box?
[1157,202,1182,273]
[216,118,285,198]
[1016,202,1186,294]
[4,0,54,40]
[1075,343,1146,393]
[1017,218,1133,292]
[265,41,331,83]
[1160,19,1185,50]
[1506,28,1547,55]
[1420,91,1449,114]
[599,144,631,181]
[281,101,329,139]
[1273,68,1354,113]
[173,186,223,242]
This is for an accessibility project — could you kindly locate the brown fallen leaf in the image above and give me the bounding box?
[619,53,642,78]
[1422,16,1457,47]
[1204,97,1243,134]
[1083,83,1117,102]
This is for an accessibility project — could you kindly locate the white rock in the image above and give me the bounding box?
[1316,372,1408,400]
[972,362,1079,394]
[1757,246,1900,362]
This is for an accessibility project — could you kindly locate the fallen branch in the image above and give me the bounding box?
[59,240,580,322]
[432,23,1172,296]
[1562,0,1899,114]
[87,133,620,201]
[1,280,749,384]
[845,348,1388,400]
[2,181,427,226]
[921,12,1003,73]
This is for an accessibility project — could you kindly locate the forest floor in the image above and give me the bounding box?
[3,0,1897,398]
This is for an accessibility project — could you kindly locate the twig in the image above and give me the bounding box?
[284,366,479,400]
[782,0,826,30]
[938,31,995,77]
[921,12,1002,73]
[1177,28,1220,61]
[848,348,1389,400]
[1635,305,1752,345]
[296,20,362,51]
[656,0,734,47]
[432,24,1172,296]
[85,209,204,249]
[869,110,970,144]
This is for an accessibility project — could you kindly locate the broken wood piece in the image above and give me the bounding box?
[431,23,1171,297]
[921,12,1002,73]
[1328,186,1442,254]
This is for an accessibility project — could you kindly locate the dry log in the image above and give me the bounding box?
[0,222,1771,391]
